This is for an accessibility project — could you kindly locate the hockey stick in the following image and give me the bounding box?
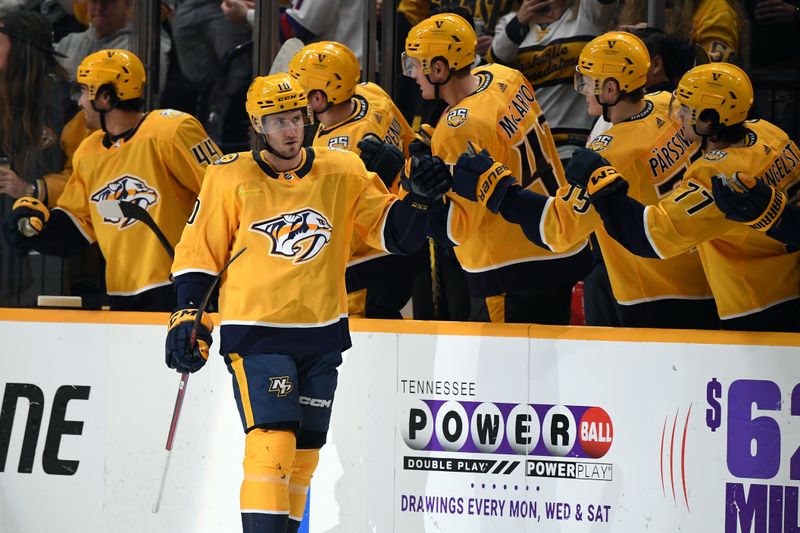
[152,246,247,514]
[96,199,174,260]
[268,37,304,75]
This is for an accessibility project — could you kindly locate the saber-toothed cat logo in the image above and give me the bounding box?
[250,208,333,264]
[91,175,158,228]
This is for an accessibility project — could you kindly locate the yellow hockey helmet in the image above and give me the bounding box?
[288,41,361,105]
[674,63,753,127]
[246,73,312,134]
[576,31,650,94]
[404,13,477,75]
[76,49,145,101]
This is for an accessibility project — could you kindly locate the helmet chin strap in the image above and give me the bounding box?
[91,98,117,134]
[596,94,622,123]
[426,66,453,102]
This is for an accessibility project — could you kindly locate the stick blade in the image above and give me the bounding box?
[269,38,304,75]
[96,199,124,219]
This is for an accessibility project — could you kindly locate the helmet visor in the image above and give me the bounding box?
[668,92,692,123]
[401,52,420,77]
[70,82,84,102]
[258,108,313,135]
[573,67,594,96]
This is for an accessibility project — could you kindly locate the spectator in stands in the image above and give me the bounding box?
[55,0,171,92]
[488,0,617,163]
[172,1,249,89]
[0,10,76,205]
[0,0,40,16]
[221,0,365,63]
[618,0,746,64]
[398,1,518,58]
[0,9,83,307]
[171,0,250,150]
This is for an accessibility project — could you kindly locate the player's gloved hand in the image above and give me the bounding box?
[712,172,786,231]
[165,307,214,373]
[401,154,452,209]
[357,134,405,189]
[408,123,434,158]
[452,145,515,213]
[2,196,49,257]
[565,148,612,189]
[565,149,628,199]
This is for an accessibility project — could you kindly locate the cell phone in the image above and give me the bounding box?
[0,156,10,170]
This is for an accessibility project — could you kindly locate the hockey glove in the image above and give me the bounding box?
[408,124,434,159]
[453,146,515,213]
[585,164,629,199]
[3,196,49,257]
[165,307,214,374]
[401,154,452,210]
[566,149,628,199]
[712,172,786,231]
[357,134,405,189]
[565,148,612,189]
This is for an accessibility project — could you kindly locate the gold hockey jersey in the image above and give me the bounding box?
[433,63,590,296]
[313,81,416,268]
[315,82,416,163]
[171,148,398,355]
[56,109,219,296]
[643,119,800,319]
[543,100,712,304]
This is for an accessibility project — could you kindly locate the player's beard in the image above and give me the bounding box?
[273,141,302,160]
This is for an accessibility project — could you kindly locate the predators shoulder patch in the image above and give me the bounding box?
[588,135,613,152]
[215,153,239,165]
[703,150,727,162]
[446,108,469,128]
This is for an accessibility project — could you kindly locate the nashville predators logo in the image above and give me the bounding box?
[90,175,158,228]
[268,376,294,397]
[250,208,332,264]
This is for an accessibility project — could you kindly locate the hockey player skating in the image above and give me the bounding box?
[3,49,218,310]
[165,73,450,533]
[403,12,593,324]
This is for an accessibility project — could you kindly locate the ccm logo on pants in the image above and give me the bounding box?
[300,396,332,408]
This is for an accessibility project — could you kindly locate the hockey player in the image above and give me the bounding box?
[289,41,422,318]
[452,32,718,329]
[3,49,219,310]
[713,172,800,248]
[165,73,450,533]
[403,12,593,324]
[561,63,800,332]
[289,41,415,186]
